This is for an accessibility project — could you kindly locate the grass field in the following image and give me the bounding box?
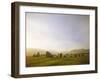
[26,51,89,67]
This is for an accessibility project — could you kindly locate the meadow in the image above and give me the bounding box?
[26,49,89,67]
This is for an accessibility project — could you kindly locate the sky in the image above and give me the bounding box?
[26,12,89,52]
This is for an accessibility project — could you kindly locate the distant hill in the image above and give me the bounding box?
[66,49,89,54]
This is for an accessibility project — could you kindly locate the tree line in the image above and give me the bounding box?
[33,51,88,58]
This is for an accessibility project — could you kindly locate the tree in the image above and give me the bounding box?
[46,51,53,57]
[59,53,63,58]
[37,52,40,57]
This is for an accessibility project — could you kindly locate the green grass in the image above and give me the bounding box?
[26,53,89,67]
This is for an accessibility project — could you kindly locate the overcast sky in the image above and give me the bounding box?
[26,12,89,52]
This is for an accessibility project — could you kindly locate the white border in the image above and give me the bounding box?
[19,6,95,74]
